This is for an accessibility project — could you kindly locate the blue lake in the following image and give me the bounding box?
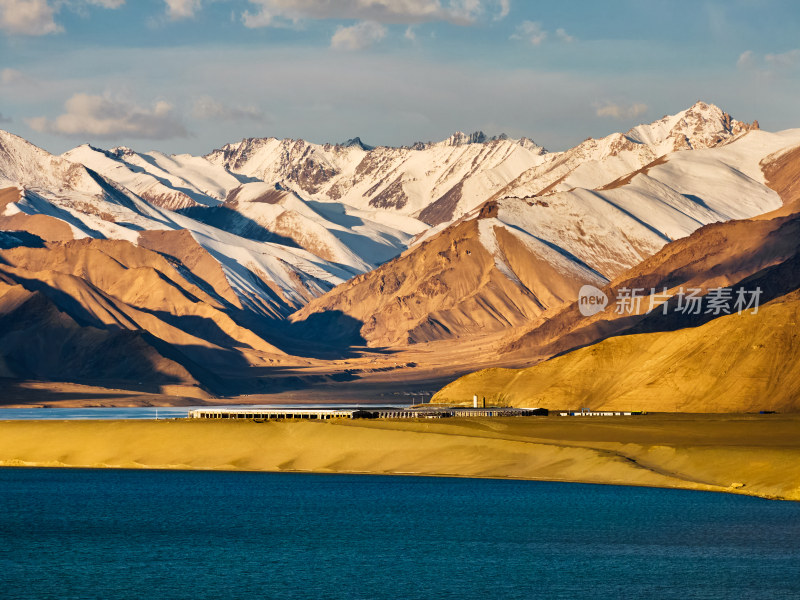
[0,405,399,420]
[1,469,799,599]
[0,406,200,420]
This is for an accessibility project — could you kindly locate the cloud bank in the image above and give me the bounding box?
[596,102,648,119]
[26,93,189,140]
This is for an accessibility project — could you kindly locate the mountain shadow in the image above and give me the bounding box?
[0,230,46,250]
[239,308,381,361]
[177,205,300,247]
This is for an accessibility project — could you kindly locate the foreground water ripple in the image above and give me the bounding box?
[1,469,799,600]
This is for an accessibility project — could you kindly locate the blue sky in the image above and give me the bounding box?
[1,0,798,155]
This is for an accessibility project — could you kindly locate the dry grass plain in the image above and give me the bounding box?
[1,413,798,501]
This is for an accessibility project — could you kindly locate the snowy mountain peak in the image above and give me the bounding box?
[625,101,757,152]
[0,129,99,194]
[340,137,375,151]
[443,131,489,146]
[517,137,547,154]
[107,146,137,158]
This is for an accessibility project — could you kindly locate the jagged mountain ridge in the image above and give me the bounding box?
[1,130,396,319]
[1,103,797,398]
[62,102,759,237]
[203,131,546,227]
[431,142,800,413]
[490,101,760,200]
[294,128,800,346]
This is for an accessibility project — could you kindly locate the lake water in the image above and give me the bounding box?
[0,407,201,420]
[1,469,799,600]
[0,405,404,420]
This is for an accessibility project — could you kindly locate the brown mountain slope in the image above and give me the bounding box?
[0,187,74,243]
[0,239,277,352]
[137,229,243,309]
[432,145,800,413]
[502,143,800,360]
[0,284,197,388]
[503,210,800,360]
[432,289,800,413]
[0,236,293,394]
[762,143,800,207]
[291,217,602,346]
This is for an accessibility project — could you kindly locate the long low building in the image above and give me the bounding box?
[187,407,549,420]
[188,408,356,420]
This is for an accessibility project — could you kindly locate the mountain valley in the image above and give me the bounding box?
[2,102,799,411]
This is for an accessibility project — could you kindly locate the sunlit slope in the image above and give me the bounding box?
[2,416,800,500]
[503,141,800,360]
[433,290,800,413]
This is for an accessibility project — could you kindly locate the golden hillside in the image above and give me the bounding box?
[433,290,800,413]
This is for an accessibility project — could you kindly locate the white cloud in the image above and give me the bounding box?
[164,0,200,20]
[513,20,546,46]
[596,102,648,119]
[241,0,507,28]
[555,27,573,43]
[0,0,62,35]
[331,20,386,51]
[404,25,416,41]
[0,0,124,36]
[1,67,34,85]
[242,7,272,27]
[512,22,576,46]
[191,97,266,121]
[26,93,189,139]
[86,0,125,7]
[737,48,799,79]
[737,50,755,70]
[764,49,800,68]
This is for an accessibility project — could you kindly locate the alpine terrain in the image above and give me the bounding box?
[1,101,799,411]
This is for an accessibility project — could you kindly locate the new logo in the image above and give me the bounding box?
[578,284,608,317]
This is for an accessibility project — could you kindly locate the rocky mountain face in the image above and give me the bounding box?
[1,102,797,399]
[295,128,798,346]
[433,143,800,413]
[203,132,547,226]
[489,102,761,201]
[291,214,606,346]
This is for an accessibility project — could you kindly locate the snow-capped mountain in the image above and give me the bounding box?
[62,144,245,210]
[64,102,757,235]
[294,127,800,346]
[203,131,547,226]
[65,142,425,268]
[0,130,372,318]
[2,102,798,396]
[490,101,760,200]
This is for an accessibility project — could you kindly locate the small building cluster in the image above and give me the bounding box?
[559,410,643,416]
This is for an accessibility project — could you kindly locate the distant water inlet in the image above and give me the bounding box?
[1,469,799,600]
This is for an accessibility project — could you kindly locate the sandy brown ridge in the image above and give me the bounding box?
[1,415,798,501]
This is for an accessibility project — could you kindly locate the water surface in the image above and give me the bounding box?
[1,469,798,599]
[0,404,406,420]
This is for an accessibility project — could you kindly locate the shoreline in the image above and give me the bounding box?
[1,415,798,501]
